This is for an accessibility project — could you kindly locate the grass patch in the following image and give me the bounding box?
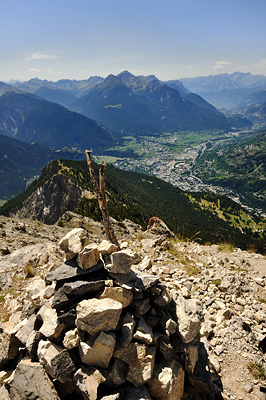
[23,264,36,278]
[230,265,248,272]
[247,362,266,380]
[168,245,180,259]
[258,298,266,304]
[167,241,201,276]
[136,233,145,242]
[185,264,201,276]
[212,280,221,287]
[218,243,234,253]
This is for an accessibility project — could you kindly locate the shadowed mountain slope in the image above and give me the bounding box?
[0,91,114,150]
[0,134,86,199]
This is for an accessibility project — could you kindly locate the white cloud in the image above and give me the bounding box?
[187,65,193,70]
[29,68,40,74]
[215,61,232,66]
[214,65,225,71]
[31,53,57,60]
[46,68,56,74]
[213,60,232,71]
[252,59,266,69]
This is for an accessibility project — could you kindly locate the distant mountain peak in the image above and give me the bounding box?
[117,70,134,77]
[28,78,49,84]
[101,74,126,90]
[105,74,120,81]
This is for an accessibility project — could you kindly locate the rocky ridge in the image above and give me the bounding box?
[0,213,265,400]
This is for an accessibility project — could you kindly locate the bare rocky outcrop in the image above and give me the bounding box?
[12,174,82,224]
[0,216,266,399]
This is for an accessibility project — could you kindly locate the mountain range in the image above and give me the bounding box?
[14,76,104,107]
[0,72,232,203]
[69,71,229,134]
[10,72,266,117]
[10,71,266,135]
[180,72,266,93]
[1,70,265,204]
[12,71,266,134]
[180,72,266,112]
[9,72,233,135]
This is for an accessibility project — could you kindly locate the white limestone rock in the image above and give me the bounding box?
[58,228,90,260]
[37,304,65,340]
[99,286,133,308]
[76,298,123,336]
[174,294,202,343]
[74,366,106,400]
[63,328,80,349]
[77,243,100,270]
[99,240,118,256]
[79,331,116,368]
[110,249,140,274]
[209,354,221,373]
[0,385,11,400]
[137,256,152,271]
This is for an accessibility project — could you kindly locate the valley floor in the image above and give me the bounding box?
[98,129,265,216]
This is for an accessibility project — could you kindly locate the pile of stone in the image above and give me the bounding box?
[0,227,217,400]
[139,238,266,399]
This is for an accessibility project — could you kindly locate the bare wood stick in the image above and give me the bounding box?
[99,161,108,212]
[99,161,120,248]
[85,150,120,248]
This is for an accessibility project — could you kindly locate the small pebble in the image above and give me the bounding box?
[244,382,253,393]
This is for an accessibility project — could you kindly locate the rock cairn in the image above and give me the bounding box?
[0,226,218,400]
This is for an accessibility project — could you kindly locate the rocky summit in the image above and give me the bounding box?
[0,213,266,400]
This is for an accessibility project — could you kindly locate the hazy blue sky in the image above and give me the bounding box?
[1,0,266,81]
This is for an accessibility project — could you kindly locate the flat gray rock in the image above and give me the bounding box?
[45,259,105,286]
[9,359,60,400]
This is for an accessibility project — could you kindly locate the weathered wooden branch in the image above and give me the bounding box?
[99,161,108,212]
[85,150,120,249]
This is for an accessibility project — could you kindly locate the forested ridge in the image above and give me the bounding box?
[1,159,265,253]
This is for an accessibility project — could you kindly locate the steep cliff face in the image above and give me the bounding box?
[12,174,82,224]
